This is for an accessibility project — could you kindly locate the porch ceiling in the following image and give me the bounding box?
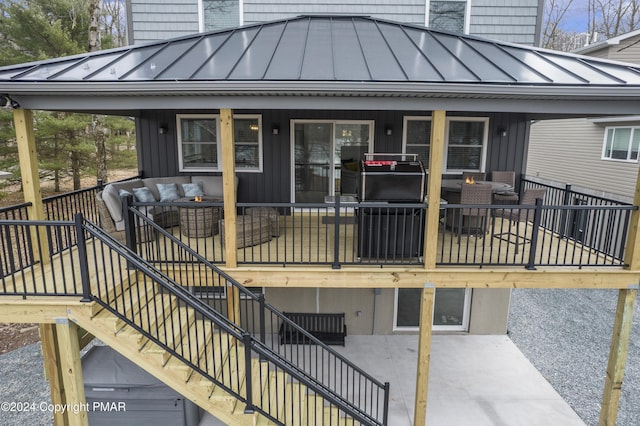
[1,15,640,115]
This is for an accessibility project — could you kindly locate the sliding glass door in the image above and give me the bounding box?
[292,120,372,203]
[395,288,471,331]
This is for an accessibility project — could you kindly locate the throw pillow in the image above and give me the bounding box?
[157,183,180,202]
[182,182,204,198]
[118,189,133,198]
[132,187,156,203]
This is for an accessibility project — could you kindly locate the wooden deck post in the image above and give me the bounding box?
[55,319,88,426]
[414,283,435,426]
[219,108,240,323]
[599,166,640,425]
[14,108,49,263]
[40,324,68,426]
[415,110,446,426]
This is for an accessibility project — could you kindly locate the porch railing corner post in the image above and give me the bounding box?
[560,183,572,238]
[383,381,390,425]
[258,293,266,347]
[525,198,544,270]
[74,212,92,302]
[121,193,137,255]
[242,333,254,414]
[332,195,341,269]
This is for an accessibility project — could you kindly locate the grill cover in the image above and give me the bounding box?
[358,160,426,202]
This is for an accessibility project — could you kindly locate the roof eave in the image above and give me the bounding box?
[3,80,640,99]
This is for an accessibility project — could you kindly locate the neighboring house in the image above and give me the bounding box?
[527,29,640,203]
[1,15,640,425]
[125,0,544,46]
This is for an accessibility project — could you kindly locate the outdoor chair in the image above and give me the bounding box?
[462,171,486,183]
[457,182,493,244]
[491,171,519,204]
[492,188,547,253]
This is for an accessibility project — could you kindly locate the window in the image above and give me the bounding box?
[428,0,467,33]
[602,127,640,162]
[202,0,240,31]
[403,116,488,173]
[177,114,262,172]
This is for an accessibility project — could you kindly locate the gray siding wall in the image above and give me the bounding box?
[128,0,200,45]
[136,109,530,202]
[126,0,543,45]
[242,0,426,26]
[527,118,640,200]
[469,0,542,45]
[591,33,640,63]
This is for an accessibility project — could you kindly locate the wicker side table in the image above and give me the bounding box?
[245,207,280,237]
[177,198,220,238]
[220,215,271,248]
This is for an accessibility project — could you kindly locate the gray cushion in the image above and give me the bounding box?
[182,182,204,197]
[157,183,180,202]
[143,176,191,200]
[191,175,238,198]
[133,187,156,202]
[102,179,143,223]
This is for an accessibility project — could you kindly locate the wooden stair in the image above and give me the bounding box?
[67,280,355,426]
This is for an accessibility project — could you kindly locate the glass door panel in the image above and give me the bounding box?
[335,123,370,196]
[294,123,332,203]
[395,288,471,331]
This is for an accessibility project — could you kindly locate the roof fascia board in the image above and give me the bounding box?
[575,28,640,55]
[3,81,640,98]
[588,115,640,124]
[12,94,640,116]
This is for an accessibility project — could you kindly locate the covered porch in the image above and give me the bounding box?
[2,15,640,426]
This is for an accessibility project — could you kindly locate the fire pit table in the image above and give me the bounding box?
[177,196,222,238]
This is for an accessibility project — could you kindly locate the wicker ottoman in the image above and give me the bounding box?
[245,207,280,237]
[178,198,220,238]
[220,215,271,248]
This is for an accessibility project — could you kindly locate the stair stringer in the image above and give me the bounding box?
[67,303,260,426]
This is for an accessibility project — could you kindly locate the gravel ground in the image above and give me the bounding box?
[508,288,640,426]
[1,289,638,426]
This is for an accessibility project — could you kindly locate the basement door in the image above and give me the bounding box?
[394,288,471,331]
[291,120,373,203]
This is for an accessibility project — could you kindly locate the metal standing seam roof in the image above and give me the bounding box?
[1,15,639,86]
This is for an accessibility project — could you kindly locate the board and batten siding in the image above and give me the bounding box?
[136,110,530,203]
[242,0,426,26]
[127,0,200,45]
[527,118,640,201]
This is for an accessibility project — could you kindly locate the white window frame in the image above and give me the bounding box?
[402,116,489,174]
[601,126,640,163]
[199,0,244,32]
[177,114,263,173]
[392,288,472,332]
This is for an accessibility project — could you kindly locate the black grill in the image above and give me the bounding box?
[357,156,426,202]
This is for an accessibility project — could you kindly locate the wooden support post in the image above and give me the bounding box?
[55,320,88,426]
[599,166,640,424]
[220,108,237,268]
[219,108,240,325]
[414,283,435,426]
[599,286,638,426]
[40,324,68,426]
[14,108,49,263]
[414,110,446,426]
[423,110,446,268]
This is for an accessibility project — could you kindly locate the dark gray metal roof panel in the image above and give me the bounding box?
[1,15,640,91]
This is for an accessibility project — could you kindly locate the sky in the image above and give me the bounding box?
[560,0,591,32]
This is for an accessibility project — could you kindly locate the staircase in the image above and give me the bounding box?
[70,219,389,425]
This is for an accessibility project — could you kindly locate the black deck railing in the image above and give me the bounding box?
[438,201,635,268]
[125,208,390,425]
[126,195,634,269]
[0,216,389,425]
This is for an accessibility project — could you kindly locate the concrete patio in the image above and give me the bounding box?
[199,334,585,425]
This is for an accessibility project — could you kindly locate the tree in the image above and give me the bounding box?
[0,0,132,191]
